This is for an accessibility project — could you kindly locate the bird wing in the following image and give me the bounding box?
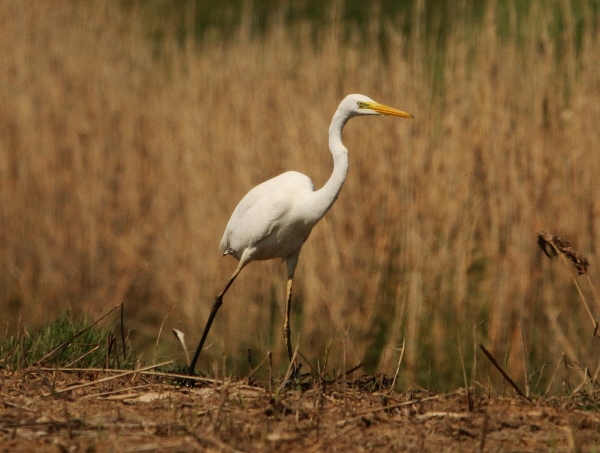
[219,172,315,258]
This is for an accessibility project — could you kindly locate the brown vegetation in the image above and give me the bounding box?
[1,0,600,393]
[2,369,600,452]
[538,231,590,276]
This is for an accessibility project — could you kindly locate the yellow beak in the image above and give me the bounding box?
[368,102,414,119]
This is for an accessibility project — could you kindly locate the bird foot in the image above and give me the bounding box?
[283,362,303,388]
[183,378,197,388]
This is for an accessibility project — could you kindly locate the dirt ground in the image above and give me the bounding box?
[1,368,599,452]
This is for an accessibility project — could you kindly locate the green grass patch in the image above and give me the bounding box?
[0,311,136,370]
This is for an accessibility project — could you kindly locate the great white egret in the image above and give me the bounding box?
[188,94,413,377]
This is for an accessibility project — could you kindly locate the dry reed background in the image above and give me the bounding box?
[1,0,599,391]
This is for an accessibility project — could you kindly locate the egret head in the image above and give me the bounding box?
[342,94,414,119]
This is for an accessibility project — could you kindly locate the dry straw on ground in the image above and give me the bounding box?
[2,368,600,452]
[1,1,600,390]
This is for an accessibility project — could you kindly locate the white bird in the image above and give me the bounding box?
[188,94,413,377]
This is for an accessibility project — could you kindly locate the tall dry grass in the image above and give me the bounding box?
[1,1,599,390]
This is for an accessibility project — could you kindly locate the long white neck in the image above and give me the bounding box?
[308,107,352,223]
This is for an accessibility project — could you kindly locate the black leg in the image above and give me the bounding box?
[188,265,242,377]
[187,295,222,376]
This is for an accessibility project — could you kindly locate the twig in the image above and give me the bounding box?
[152,313,169,365]
[81,384,153,399]
[171,328,189,367]
[570,366,590,397]
[37,365,220,385]
[66,345,101,368]
[268,351,273,397]
[416,411,468,420]
[120,302,127,362]
[586,274,600,311]
[247,353,270,380]
[590,357,600,390]
[332,361,364,384]
[458,337,472,411]
[247,349,252,375]
[479,344,531,401]
[471,323,480,402]
[531,364,545,395]
[343,333,347,416]
[389,339,406,395]
[36,366,58,397]
[558,253,596,330]
[296,349,318,375]
[519,320,530,398]
[336,392,458,427]
[543,352,566,399]
[51,361,173,394]
[277,341,300,394]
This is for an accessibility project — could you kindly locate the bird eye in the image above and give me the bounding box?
[357,101,364,108]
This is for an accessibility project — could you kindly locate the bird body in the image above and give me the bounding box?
[188,94,413,378]
[219,170,317,267]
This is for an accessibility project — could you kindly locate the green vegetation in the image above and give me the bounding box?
[0,311,134,370]
[136,0,599,47]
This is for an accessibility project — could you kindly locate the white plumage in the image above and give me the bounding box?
[188,94,413,377]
